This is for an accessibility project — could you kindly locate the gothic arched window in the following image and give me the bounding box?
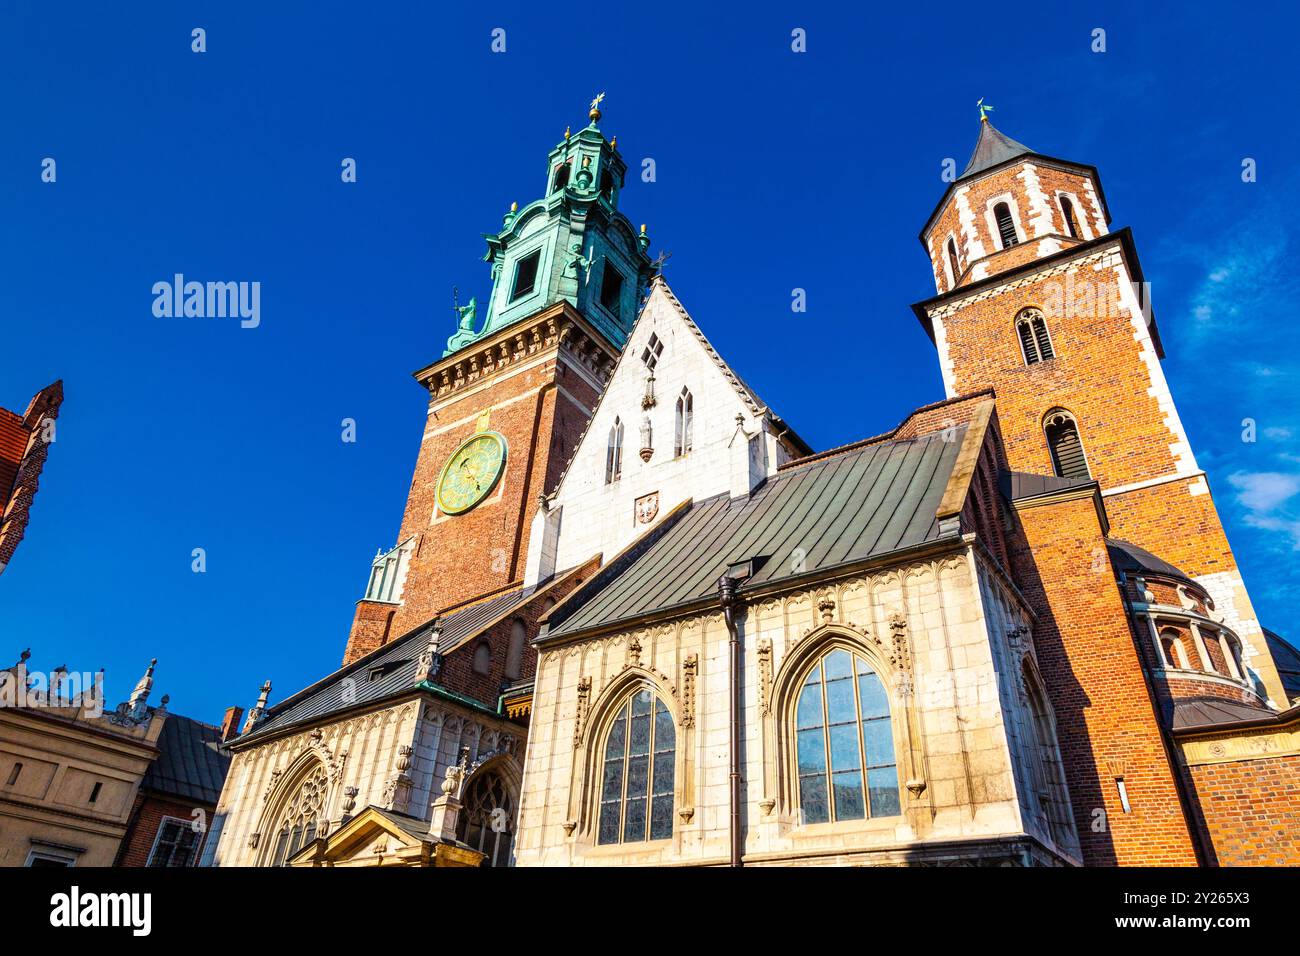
[1160,629,1190,669]
[1016,308,1055,365]
[1022,662,1074,848]
[1060,195,1081,239]
[597,688,675,845]
[267,763,328,867]
[674,389,693,457]
[504,619,527,681]
[993,202,1019,249]
[946,237,961,285]
[606,418,624,484]
[793,648,899,825]
[456,769,515,867]
[1043,409,1090,479]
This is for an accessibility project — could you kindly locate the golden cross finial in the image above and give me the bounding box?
[589,91,606,123]
[977,97,994,123]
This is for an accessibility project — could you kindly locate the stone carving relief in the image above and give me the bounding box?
[682,654,698,729]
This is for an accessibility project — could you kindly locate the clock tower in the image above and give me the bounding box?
[343,99,654,664]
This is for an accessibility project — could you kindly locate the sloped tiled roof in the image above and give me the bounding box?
[547,426,966,639]
[240,585,542,742]
[142,713,231,805]
[0,409,27,504]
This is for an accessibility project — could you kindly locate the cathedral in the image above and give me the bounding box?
[203,100,1300,868]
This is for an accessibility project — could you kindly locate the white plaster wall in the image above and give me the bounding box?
[526,283,781,584]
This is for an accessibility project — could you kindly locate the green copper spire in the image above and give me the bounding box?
[444,96,654,357]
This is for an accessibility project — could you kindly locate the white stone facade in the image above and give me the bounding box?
[204,696,524,866]
[525,280,800,587]
[514,547,1081,866]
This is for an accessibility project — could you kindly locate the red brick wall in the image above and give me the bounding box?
[925,162,1102,292]
[117,793,213,867]
[1009,493,1199,865]
[342,339,601,664]
[1182,753,1300,865]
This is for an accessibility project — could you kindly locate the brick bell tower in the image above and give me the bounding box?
[343,98,654,665]
[911,113,1287,709]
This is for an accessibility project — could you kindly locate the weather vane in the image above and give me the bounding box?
[589,91,606,123]
[650,249,672,272]
[977,97,994,122]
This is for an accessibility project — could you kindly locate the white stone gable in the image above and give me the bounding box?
[525,280,795,585]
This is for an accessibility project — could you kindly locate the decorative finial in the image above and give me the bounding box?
[564,125,571,140]
[977,97,994,123]
[589,91,606,124]
[128,657,157,712]
[640,223,646,234]
[241,679,272,734]
[610,135,617,149]
[510,201,518,212]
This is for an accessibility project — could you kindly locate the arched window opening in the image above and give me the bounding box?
[1044,410,1090,479]
[994,202,1019,249]
[473,641,492,676]
[597,689,675,845]
[1159,629,1190,669]
[552,162,571,193]
[674,389,693,457]
[599,168,615,202]
[268,764,328,867]
[793,647,899,825]
[1023,664,1073,848]
[1016,308,1055,365]
[504,619,527,681]
[1060,195,1081,239]
[946,237,961,285]
[456,770,515,867]
[605,418,624,484]
[1220,634,1246,681]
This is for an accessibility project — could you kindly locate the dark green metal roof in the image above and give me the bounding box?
[547,427,967,639]
[240,585,541,743]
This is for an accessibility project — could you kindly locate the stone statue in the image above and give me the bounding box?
[455,297,478,334]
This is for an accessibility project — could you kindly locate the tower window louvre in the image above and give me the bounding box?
[994,202,1019,249]
[946,238,960,285]
[1016,308,1055,365]
[1044,410,1089,479]
[510,249,541,302]
[1060,195,1080,239]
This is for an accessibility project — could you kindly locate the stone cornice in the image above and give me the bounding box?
[412,302,618,400]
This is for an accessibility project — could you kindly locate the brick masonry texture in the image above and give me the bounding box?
[1009,494,1199,865]
[1183,756,1300,866]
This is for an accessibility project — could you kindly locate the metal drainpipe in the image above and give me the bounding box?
[718,575,743,867]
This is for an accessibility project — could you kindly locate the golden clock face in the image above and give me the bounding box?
[436,431,507,516]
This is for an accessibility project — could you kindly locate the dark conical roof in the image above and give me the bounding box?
[961,119,1033,178]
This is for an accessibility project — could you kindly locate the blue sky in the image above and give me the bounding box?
[2,1,1297,722]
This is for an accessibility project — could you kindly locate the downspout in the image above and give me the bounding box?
[717,575,743,867]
